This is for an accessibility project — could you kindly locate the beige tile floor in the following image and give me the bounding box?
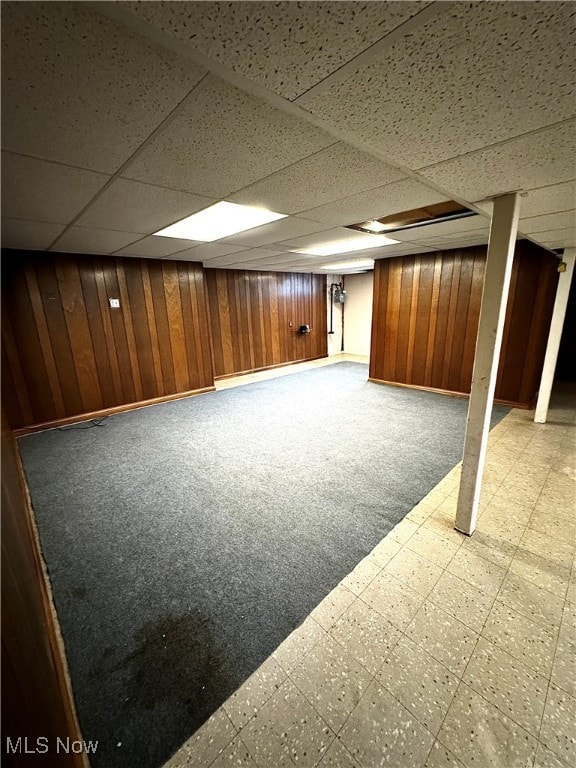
[166,358,576,768]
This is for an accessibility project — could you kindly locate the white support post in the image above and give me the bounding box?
[534,249,575,424]
[455,193,520,536]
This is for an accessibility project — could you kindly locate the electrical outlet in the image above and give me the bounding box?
[109,298,120,308]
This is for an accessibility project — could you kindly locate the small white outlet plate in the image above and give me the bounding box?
[109,298,120,308]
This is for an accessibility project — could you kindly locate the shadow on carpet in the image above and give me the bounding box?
[19,362,509,768]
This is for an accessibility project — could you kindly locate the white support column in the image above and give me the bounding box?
[534,249,575,424]
[455,193,520,536]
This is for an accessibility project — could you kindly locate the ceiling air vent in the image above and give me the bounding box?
[346,201,477,235]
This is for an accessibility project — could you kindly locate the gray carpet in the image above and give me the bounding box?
[19,362,508,768]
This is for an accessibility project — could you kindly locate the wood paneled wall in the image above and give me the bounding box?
[2,402,84,766]
[2,251,214,430]
[206,269,327,377]
[369,241,558,408]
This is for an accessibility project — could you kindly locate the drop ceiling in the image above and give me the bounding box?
[1,1,574,273]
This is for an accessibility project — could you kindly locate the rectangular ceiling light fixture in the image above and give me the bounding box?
[320,259,375,271]
[153,201,287,242]
[292,233,399,257]
[347,201,476,234]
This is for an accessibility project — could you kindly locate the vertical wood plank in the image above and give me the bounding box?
[217,271,235,375]
[406,256,421,383]
[424,254,443,387]
[447,250,474,393]
[495,246,520,396]
[147,260,176,395]
[255,274,267,368]
[162,261,189,393]
[101,258,136,404]
[177,262,200,390]
[25,267,66,417]
[459,250,485,392]
[55,257,103,412]
[268,275,281,364]
[383,259,402,380]
[123,260,156,401]
[412,256,434,386]
[115,260,144,402]
[519,248,558,404]
[204,269,224,379]
[370,259,388,378]
[1,302,34,426]
[34,258,84,417]
[497,250,537,403]
[93,258,125,405]
[261,273,274,367]
[77,259,118,409]
[395,260,414,382]
[441,251,462,390]
[431,255,455,388]
[196,265,215,387]
[140,260,164,395]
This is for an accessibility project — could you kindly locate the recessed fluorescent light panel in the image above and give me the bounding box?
[321,259,375,271]
[153,202,287,242]
[292,233,399,257]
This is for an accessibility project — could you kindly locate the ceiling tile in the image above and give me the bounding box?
[165,243,249,261]
[228,142,406,214]
[476,181,576,219]
[300,3,576,169]
[277,227,372,250]
[1,152,109,225]
[520,211,575,235]
[219,217,332,248]
[76,179,215,235]
[204,247,288,267]
[535,240,575,251]
[417,120,576,203]
[1,3,206,173]
[227,262,309,273]
[52,227,143,255]
[126,1,427,101]
[362,242,437,257]
[222,253,316,270]
[1,218,64,250]
[389,216,489,242]
[298,178,450,227]
[115,235,203,259]
[411,235,490,250]
[417,238,490,252]
[530,229,576,248]
[123,74,335,198]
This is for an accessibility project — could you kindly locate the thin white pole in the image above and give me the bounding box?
[455,193,520,536]
[534,249,575,424]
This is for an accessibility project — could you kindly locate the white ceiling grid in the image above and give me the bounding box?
[125,1,429,101]
[1,2,207,173]
[297,3,576,167]
[1,1,574,272]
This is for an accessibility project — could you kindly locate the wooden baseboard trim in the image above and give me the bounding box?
[367,377,532,409]
[214,355,328,381]
[13,386,216,436]
[368,377,469,400]
[494,397,535,410]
